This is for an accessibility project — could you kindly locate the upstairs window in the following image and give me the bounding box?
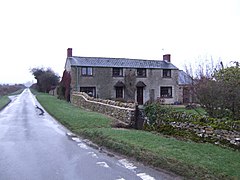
[163,69,171,78]
[81,67,93,76]
[137,68,146,77]
[160,87,172,98]
[113,68,123,77]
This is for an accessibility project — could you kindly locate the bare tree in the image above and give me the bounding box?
[185,58,240,120]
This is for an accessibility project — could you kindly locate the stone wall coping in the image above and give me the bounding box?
[72,92,135,111]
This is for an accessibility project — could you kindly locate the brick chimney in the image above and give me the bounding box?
[67,48,72,57]
[163,54,171,62]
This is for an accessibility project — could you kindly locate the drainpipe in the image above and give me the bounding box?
[76,67,79,91]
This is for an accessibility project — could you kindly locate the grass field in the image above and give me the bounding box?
[35,92,240,179]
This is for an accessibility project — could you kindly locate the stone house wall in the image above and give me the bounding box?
[70,66,180,104]
[71,91,136,125]
[177,85,183,104]
[178,85,194,104]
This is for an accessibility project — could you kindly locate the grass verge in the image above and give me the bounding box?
[0,88,25,111]
[0,96,11,110]
[35,92,240,179]
[35,92,112,131]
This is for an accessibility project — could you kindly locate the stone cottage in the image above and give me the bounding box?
[63,48,186,105]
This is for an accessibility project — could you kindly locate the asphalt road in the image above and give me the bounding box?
[0,89,179,180]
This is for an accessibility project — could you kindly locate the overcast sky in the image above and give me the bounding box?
[0,0,239,84]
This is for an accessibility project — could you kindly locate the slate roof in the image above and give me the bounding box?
[67,56,178,69]
[178,70,193,85]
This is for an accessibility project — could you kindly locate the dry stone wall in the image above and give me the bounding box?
[169,121,240,147]
[71,91,136,125]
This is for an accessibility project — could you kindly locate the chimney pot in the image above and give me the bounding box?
[67,48,72,57]
[163,54,171,62]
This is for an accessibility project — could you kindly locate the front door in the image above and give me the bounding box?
[137,87,144,105]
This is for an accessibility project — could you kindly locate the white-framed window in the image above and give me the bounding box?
[81,67,93,76]
[137,68,146,77]
[112,68,123,77]
[80,87,96,97]
[160,86,172,98]
[163,69,171,78]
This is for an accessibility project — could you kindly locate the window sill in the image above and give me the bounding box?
[160,96,173,98]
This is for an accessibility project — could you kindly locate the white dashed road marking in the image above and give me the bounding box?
[96,162,110,168]
[77,143,88,149]
[137,173,155,180]
[88,152,98,158]
[118,159,156,180]
[72,137,81,143]
[118,159,137,170]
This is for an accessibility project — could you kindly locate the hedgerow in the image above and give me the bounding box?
[144,103,240,131]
